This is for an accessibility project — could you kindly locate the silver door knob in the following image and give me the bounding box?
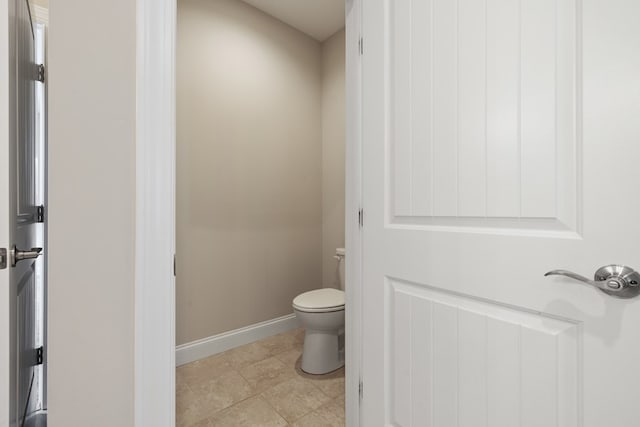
[544,264,640,298]
[10,246,42,267]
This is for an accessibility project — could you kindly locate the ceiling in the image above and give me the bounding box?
[240,0,345,42]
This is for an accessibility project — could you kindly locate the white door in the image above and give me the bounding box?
[361,0,640,426]
[0,0,43,425]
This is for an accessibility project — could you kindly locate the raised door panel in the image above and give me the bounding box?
[387,279,580,427]
[389,0,579,233]
[16,0,36,223]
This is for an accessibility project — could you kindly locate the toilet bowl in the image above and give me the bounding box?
[293,288,345,374]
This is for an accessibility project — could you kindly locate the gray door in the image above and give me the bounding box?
[11,0,45,426]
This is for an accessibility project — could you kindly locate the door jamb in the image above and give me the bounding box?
[134,0,363,425]
[345,0,363,426]
[134,0,176,426]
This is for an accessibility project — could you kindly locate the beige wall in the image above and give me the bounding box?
[321,29,346,290]
[48,0,135,426]
[176,0,324,344]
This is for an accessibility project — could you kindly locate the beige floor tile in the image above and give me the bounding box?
[303,368,345,399]
[176,360,206,386]
[274,348,302,367]
[291,412,337,427]
[209,396,288,427]
[311,376,344,399]
[288,357,345,399]
[176,388,208,427]
[219,341,274,370]
[313,397,345,426]
[260,377,332,423]
[240,356,297,394]
[257,330,301,356]
[190,370,254,417]
[178,354,233,387]
[189,419,213,427]
[176,371,191,395]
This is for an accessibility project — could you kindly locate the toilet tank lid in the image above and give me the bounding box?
[293,288,345,310]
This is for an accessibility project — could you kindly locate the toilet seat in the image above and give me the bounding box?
[293,288,345,313]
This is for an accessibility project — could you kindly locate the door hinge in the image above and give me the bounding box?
[173,254,176,277]
[359,379,363,400]
[36,205,45,223]
[358,209,363,228]
[358,37,363,55]
[36,64,45,83]
[35,346,44,366]
[0,248,6,270]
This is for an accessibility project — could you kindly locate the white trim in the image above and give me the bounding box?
[345,1,363,426]
[135,0,176,426]
[176,314,300,367]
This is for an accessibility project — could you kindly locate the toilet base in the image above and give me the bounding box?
[301,329,345,375]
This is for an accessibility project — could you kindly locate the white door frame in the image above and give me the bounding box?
[134,1,363,426]
[134,0,176,426]
[344,0,363,425]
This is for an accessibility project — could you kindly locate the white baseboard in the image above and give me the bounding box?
[175,313,300,366]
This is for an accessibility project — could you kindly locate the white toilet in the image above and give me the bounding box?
[293,248,345,374]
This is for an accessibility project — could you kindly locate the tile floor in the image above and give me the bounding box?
[177,328,345,426]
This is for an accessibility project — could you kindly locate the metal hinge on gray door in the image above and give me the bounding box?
[0,248,6,270]
[36,205,45,223]
[359,379,363,400]
[358,209,363,228]
[36,64,45,83]
[35,346,44,365]
[358,37,363,55]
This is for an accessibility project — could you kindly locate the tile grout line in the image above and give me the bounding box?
[256,396,290,425]
[261,394,304,426]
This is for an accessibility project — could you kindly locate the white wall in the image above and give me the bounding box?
[48,0,136,425]
[176,0,324,345]
[321,29,346,289]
